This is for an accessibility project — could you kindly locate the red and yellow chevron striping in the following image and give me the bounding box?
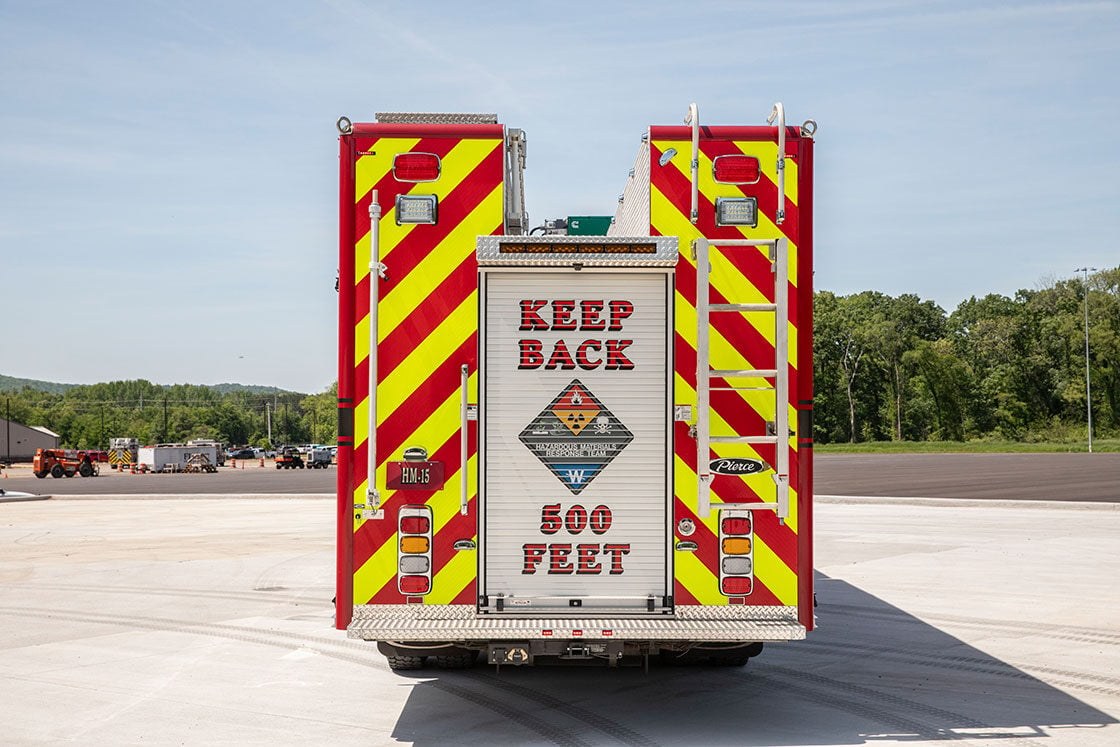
[344,129,505,609]
[649,126,811,618]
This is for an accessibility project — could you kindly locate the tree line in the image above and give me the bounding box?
[3,266,1116,451]
[814,266,1119,443]
[3,380,337,451]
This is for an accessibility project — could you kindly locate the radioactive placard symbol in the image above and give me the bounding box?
[553,407,601,435]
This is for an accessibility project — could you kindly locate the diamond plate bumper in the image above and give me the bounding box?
[347,604,805,642]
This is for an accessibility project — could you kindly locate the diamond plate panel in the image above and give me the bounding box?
[347,604,805,641]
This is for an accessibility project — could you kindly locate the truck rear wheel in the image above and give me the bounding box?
[434,653,477,669]
[79,462,93,477]
[386,655,425,670]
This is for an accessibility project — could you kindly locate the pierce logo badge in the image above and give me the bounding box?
[519,379,633,494]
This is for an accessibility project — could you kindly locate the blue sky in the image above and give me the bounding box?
[2,0,1117,393]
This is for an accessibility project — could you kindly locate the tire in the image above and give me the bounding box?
[386,655,425,671]
[79,462,93,477]
[34,470,48,479]
[275,464,281,470]
[434,653,477,669]
[51,464,65,479]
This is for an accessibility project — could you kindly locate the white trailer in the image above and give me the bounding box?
[140,444,219,473]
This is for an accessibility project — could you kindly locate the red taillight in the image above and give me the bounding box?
[721,577,753,595]
[722,517,751,535]
[712,154,760,185]
[400,516,430,534]
[393,153,441,182]
[399,575,430,594]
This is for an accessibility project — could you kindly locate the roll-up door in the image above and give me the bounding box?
[479,266,673,612]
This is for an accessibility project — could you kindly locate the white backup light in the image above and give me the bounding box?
[715,197,758,227]
[395,194,438,225]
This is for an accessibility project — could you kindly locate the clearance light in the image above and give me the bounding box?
[395,194,438,225]
[393,152,441,182]
[400,536,430,553]
[715,197,758,227]
[721,577,753,595]
[722,537,752,555]
[398,504,434,596]
[719,508,755,598]
[713,155,760,184]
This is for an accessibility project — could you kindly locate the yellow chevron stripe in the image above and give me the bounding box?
[672,374,800,535]
[353,525,398,603]
[354,137,419,201]
[651,139,800,286]
[352,456,479,603]
[674,452,799,606]
[352,137,501,285]
[675,548,724,605]
[377,183,501,337]
[428,532,478,604]
[377,297,477,422]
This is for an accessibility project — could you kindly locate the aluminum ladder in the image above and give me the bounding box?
[694,237,790,521]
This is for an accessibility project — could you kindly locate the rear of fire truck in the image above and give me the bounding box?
[335,105,815,669]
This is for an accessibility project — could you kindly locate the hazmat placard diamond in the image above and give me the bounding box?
[519,379,633,495]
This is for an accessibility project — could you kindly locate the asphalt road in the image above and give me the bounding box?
[3,453,1117,501]
[814,452,1120,502]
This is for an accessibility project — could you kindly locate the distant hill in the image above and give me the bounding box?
[0,374,76,394]
[0,375,300,396]
[207,383,291,395]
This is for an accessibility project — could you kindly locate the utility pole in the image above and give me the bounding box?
[266,402,272,446]
[1074,266,1098,453]
[5,398,10,466]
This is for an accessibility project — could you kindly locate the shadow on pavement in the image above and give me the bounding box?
[388,573,1117,746]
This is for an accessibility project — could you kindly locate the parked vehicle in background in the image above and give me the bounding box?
[33,448,98,478]
[228,447,256,460]
[305,446,333,469]
[275,445,304,469]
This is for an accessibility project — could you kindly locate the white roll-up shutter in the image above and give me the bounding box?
[479,267,672,612]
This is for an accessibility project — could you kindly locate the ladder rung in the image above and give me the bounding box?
[710,303,776,313]
[711,369,777,378]
[710,386,775,392]
[711,435,779,444]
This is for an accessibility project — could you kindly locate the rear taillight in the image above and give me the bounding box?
[398,505,434,596]
[712,154,760,184]
[393,152,441,182]
[400,516,430,534]
[719,509,755,598]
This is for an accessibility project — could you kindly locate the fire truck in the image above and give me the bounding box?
[335,105,816,669]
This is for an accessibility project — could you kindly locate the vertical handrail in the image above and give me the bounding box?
[685,103,699,224]
[460,364,469,516]
[694,237,712,517]
[773,237,790,520]
[367,192,381,508]
[767,103,786,225]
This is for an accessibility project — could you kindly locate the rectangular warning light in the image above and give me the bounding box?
[715,197,758,227]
